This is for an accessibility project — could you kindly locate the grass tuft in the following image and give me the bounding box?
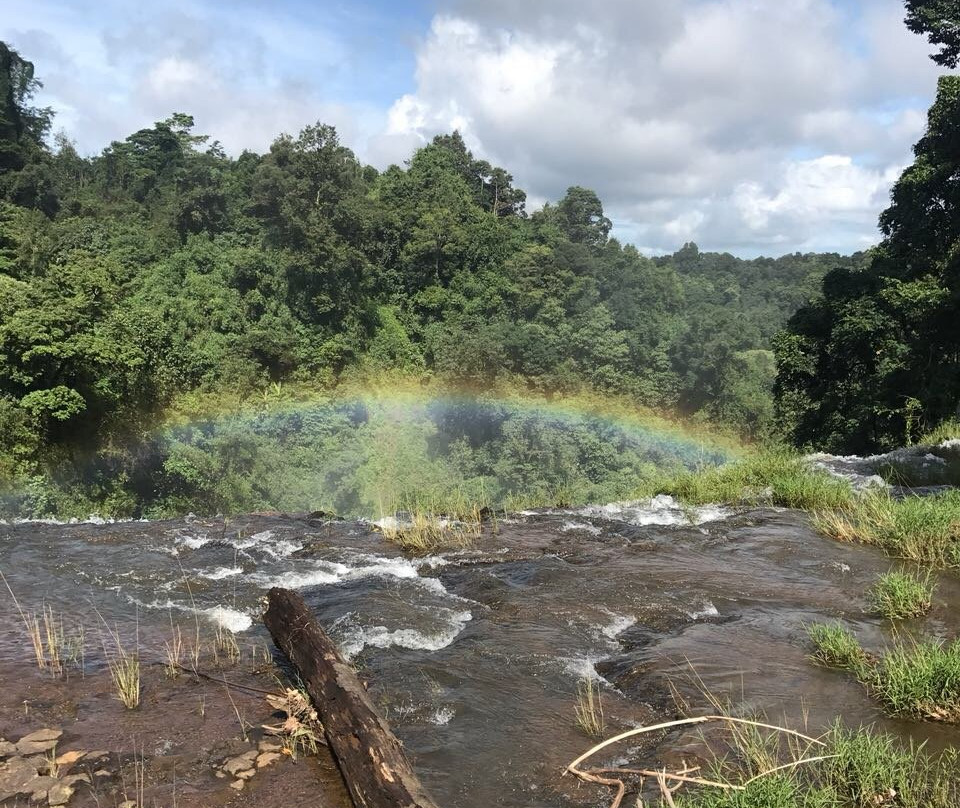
[573,676,605,738]
[376,508,483,553]
[807,623,871,677]
[870,638,960,722]
[867,570,935,620]
[814,490,960,569]
[920,418,960,445]
[108,649,141,709]
[642,449,854,511]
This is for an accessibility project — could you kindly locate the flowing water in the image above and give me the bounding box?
[1,497,958,806]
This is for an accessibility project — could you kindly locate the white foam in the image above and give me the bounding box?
[600,611,637,639]
[178,535,210,550]
[576,495,731,527]
[200,566,243,580]
[125,597,252,632]
[687,600,719,620]
[561,520,603,535]
[338,609,472,659]
[430,706,455,726]
[204,606,253,633]
[562,655,611,683]
[250,553,423,591]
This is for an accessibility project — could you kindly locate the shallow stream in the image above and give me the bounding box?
[1,497,958,806]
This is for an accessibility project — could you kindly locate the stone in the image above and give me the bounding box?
[257,740,283,753]
[0,740,16,758]
[221,750,258,776]
[119,801,138,808]
[229,779,245,791]
[15,729,62,756]
[0,756,44,800]
[27,774,57,800]
[236,768,255,780]
[55,750,85,768]
[47,781,75,806]
[255,752,281,769]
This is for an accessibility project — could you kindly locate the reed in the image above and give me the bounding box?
[574,676,605,738]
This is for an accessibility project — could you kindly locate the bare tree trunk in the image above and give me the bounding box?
[264,587,441,808]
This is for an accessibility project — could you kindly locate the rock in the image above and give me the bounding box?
[0,756,44,800]
[214,770,226,779]
[55,750,85,769]
[256,752,281,769]
[257,740,283,753]
[119,801,138,808]
[229,779,245,791]
[27,774,57,800]
[0,740,16,758]
[15,729,62,756]
[47,781,75,806]
[221,751,258,776]
[236,768,255,780]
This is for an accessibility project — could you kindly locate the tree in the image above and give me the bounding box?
[905,0,960,68]
[775,76,960,451]
[555,186,611,247]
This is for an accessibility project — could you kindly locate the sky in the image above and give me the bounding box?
[2,0,954,257]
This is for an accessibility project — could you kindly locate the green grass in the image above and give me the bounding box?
[675,722,960,808]
[807,623,871,677]
[807,623,960,723]
[814,490,960,569]
[639,449,854,511]
[870,638,960,722]
[920,418,960,445]
[867,570,935,620]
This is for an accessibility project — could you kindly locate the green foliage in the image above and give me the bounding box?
[776,76,960,453]
[0,38,924,517]
[905,0,960,68]
[867,570,935,620]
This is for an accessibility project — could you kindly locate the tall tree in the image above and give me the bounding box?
[905,0,960,68]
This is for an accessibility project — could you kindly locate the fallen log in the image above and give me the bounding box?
[264,587,441,808]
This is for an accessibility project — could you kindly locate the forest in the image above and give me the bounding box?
[0,8,957,516]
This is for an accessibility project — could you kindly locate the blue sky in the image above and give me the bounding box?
[2,0,953,257]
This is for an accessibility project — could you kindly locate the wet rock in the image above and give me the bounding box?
[256,751,281,768]
[221,750,258,776]
[257,740,283,753]
[16,729,62,756]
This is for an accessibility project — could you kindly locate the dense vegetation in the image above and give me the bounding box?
[775,4,960,453]
[0,40,861,517]
[1,1,958,515]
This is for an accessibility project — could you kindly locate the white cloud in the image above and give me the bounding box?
[387,0,953,255]
[2,0,955,256]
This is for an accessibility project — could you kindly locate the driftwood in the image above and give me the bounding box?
[264,587,441,808]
